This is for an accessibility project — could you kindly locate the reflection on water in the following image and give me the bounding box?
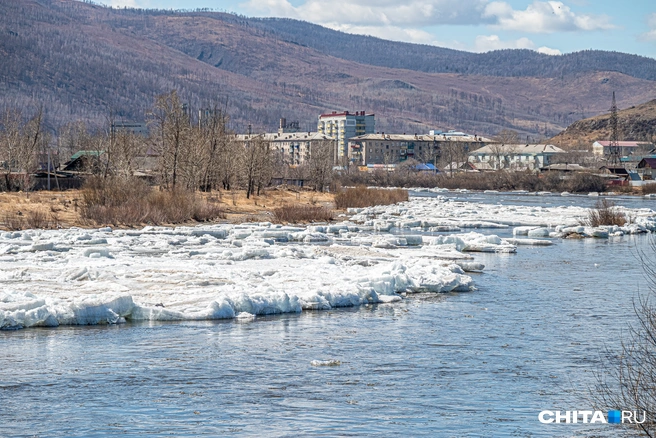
[1,195,653,437]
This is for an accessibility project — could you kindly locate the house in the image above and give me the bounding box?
[62,151,104,172]
[592,141,653,157]
[468,144,565,170]
[598,166,630,186]
[637,157,656,180]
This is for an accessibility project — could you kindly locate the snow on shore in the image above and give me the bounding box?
[350,193,656,236]
[0,222,481,329]
[2,193,654,330]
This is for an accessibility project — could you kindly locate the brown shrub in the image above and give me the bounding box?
[80,176,226,226]
[584,199,628,227]
[642,183,656,195]
[26,210,49,229]
[2,212,25,231]
[336,169,608,193]
[272,204,333,223]
[334,186,408,209]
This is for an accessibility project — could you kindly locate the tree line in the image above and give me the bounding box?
[0,91,335,195]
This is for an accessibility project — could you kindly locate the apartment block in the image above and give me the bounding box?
[317,111,375,162]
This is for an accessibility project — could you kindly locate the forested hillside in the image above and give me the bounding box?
[1,0,656,139]
[254,18,656,81]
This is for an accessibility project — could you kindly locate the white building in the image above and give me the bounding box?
[317,111,375,162]
[468,144,566,170]
[592,141,653,157]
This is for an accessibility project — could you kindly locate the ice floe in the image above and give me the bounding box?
[2,192,654,330]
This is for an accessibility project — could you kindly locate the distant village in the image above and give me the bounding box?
[232,110,656,188]
[4,105,656,192]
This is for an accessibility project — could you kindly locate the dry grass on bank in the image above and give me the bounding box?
[271,204,333,223]
[0,184,336,230]
[334,186,408,209]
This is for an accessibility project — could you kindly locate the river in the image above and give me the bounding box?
[1,192,653,437]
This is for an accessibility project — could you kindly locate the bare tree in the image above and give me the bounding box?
[0,106,48,191]
[438,140,467,176]
[307,139,335,192]
[242,135,271,199]
[595,242,656,437]
[151,91,190,191]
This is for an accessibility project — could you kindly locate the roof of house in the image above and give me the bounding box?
[413,163,438,171]
[350,133,492,143]
[593,141,651,147]
[541,163,586,171]
[236,132,333,142]
[599,166,629,175]
[319,111,373,118]
[69,150,103,160]
[470,162,495,171]
[470,144,565,155]
[638,158,656,168]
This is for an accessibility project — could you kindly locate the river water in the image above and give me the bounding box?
[1,193,653,437]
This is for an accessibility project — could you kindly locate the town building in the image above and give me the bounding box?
[317,111,375,162]
[637,157,656,181]
[468,144,565,170]
[348,132,489,166]
[592,141,654,157]
[235,131,335,166]
[110,122,148,136]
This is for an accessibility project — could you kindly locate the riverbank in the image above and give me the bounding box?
[0,188,335,230]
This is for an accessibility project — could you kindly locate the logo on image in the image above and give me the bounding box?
[539,409,647,424]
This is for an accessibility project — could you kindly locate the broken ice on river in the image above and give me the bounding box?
[1,192,655,329]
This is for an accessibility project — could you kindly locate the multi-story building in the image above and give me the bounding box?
[348,132,490,166]
[235,132,334,166]
[317,111,375,162]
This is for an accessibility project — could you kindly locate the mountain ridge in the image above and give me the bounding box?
[1,0,656,140]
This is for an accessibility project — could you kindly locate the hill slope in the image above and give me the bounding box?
[550,100,656,147]
[1,0,656,139]
[253,18,656,81]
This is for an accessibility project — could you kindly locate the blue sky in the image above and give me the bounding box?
[105,0,656,58]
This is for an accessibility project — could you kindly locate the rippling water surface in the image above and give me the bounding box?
[1,193,653,437]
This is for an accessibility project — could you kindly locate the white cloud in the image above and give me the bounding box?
[103,0,142,7]
[242,0,492,26]
[473,34,561,55]
[244,0,614,34]
[474,34,534,51]
[537,46,562,55]
[484,1,615,33]
[325,23,436,45]
[641,13,656,41]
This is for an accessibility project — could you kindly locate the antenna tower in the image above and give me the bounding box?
[608,91,620,167]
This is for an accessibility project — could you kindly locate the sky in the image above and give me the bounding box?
[104,0,656,58]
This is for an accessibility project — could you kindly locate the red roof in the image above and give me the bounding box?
[319,111,374,118]
[595,141,646,147]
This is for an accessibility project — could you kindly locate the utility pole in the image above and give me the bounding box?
[608,91,620,167]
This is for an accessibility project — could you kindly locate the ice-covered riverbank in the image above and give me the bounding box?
[2,193,655,329]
